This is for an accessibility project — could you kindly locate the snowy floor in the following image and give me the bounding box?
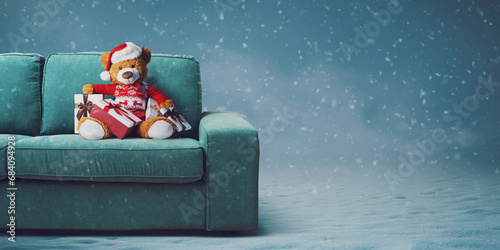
[3,165,500,249]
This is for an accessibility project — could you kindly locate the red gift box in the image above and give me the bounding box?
[90,99,142,139]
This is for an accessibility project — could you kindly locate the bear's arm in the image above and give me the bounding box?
[148,85,169,104]
[92,84,117,95]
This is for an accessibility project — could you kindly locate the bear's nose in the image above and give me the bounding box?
[122,71,133,79]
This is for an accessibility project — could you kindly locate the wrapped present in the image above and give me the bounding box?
[145,98,191,135]
[145,97,161,120]
[74,94,103,133]
[90,99,142,139]
[163,106,192,133]
[152,106,192,134]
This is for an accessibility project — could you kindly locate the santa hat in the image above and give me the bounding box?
[100,42,143,81]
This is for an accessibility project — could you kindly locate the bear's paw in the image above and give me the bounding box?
[147,120,175,139]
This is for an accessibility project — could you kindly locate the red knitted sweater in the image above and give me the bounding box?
[91,82,169,121]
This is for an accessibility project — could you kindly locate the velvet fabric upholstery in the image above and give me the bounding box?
[41,53,103,135]
[199,112,259,231]
[0,135,32,179]
[14,135,203,183]
[146,55,202,139]
[0,179,206,230]
[0,54,44,136]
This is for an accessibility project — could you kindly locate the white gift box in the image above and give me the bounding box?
[74,94,103,133]
[145,97,161,120]
[163,107,192,132]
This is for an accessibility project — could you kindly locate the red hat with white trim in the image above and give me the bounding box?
[100,42,143,81]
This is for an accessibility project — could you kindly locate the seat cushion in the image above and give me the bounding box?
[14,135,204,183]
[0,134,32,180]
[0,53,44,136]
[40,53,201,139]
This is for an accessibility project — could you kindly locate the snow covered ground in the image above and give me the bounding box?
[4,165,500,249]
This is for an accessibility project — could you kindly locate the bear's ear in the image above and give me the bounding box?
[101,52,110,68]
[140,47,152,64]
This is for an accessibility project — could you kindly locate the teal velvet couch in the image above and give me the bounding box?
[0,53,259,231]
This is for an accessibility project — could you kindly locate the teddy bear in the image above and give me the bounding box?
[77,42,176,140]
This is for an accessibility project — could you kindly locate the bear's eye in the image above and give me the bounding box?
[131,65,135,68]
[119,67,122,70]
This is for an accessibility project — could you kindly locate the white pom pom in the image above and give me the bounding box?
[100,71,111,81]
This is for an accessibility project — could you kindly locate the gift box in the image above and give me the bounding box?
[146,98,192,135]
[145,97,161,120]
[90,99,142,139]
[74,94,103,133]
[162,106,192,133]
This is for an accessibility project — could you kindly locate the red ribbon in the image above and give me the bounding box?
[102,100,138,124]
[122,83,141,90]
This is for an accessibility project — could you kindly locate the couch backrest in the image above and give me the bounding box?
[40,53,201,138]
[0,53,45,136]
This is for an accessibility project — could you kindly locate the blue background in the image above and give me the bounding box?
[1,0,499,178]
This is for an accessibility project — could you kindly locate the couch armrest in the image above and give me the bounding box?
[199,111,259,231]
